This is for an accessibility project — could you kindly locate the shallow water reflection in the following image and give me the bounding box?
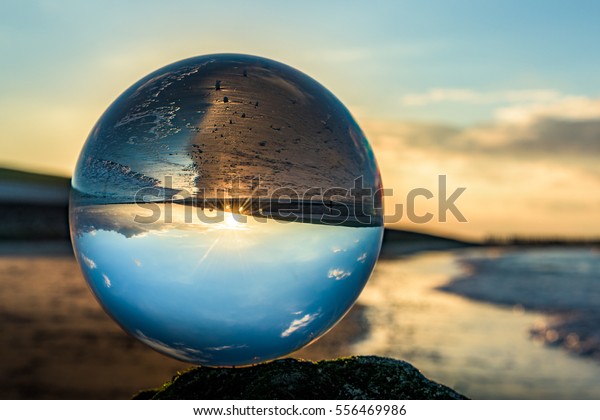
[353,250,600,399]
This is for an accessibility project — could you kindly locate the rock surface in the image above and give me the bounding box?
[134,356,467,400]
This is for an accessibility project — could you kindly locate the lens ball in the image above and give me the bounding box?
[70,54,383,366]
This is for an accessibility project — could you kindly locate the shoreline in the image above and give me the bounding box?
[355,249,600,399]
[439,246,600,362]
[1,241,599,398]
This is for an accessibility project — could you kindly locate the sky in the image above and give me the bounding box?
[1,0,599,239]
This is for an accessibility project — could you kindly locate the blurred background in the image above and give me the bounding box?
[1,0,599,399]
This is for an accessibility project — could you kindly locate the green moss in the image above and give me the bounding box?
[133,356,467,400]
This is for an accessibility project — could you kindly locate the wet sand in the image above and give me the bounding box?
[0,242,365,399]
[357,250,600,399]
[440,247,600,361]
[3,242,600,399]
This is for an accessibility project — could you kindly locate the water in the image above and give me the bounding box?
[352,249,600,399]
[3,244,600,398]
[440,247,600,362]
[70,54,383,366]
[441,247,600,312]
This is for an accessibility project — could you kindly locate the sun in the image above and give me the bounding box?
[222,205,245,229]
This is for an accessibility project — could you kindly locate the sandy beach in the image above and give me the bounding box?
[2,242,600,399]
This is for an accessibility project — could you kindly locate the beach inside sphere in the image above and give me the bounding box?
[69,54,384,365]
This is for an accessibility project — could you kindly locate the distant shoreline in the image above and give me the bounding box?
[3,167,600,244]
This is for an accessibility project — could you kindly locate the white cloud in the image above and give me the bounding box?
[366,96,600,156]
[134,329,210,363]
[102,274,111,288]
[281,313,318,338]
[81,253,97,269]
[203,344,248,351]
[494,95,600,124]
[328,268,352,281]
[361,106,600,239]
[401,88,562,106]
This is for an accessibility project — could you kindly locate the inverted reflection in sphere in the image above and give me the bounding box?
[70,54,383,366]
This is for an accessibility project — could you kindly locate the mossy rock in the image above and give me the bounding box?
[134,356,467,400]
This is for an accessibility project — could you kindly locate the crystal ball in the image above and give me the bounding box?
[70,54,383,366]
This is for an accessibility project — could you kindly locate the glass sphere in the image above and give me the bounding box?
[70,54,383,366]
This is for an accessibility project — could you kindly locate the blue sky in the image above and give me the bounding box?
[73,205,380,364]
[4,1,600,126]
[1,1,599,238]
